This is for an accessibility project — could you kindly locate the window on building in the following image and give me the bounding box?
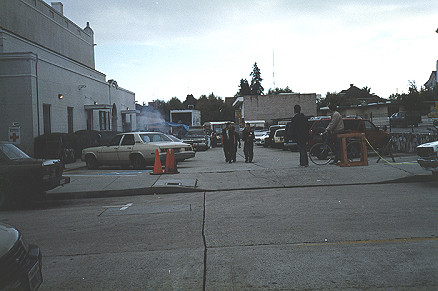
[67,107,74,133]
[43,104,51,134]
[99,111,110,131]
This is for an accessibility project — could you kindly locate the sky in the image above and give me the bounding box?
[48,0,437,104]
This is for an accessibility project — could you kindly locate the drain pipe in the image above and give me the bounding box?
[36,53,40,136]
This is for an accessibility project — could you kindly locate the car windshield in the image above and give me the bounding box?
[0,143,31,160]
[166,135,183,142]
[140,133,173,143]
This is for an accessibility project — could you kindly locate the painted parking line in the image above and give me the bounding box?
[103,203,133,210]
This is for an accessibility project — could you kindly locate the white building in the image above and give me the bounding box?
[0,0,136,154]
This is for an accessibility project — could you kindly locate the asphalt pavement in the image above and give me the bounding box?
[49,145,431,200]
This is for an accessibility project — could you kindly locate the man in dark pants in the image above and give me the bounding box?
[221,122,235,163]
[290,104,309,167]
[242,123,255,163]
[231,127,241,163]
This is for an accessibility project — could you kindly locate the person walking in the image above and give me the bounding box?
[325,103,344,164]
[231,127,241,162]
[289,105,309,167]
[242,123,255,163]
[221,122,235,163]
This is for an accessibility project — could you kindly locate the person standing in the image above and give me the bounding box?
[325,103,344,164]
[231,127,241,162]
[242,123,255,163]
[221,122,235,163]
[289,105,309,167]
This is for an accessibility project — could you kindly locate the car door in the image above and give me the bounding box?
[99,135,122,164]
[117,134,135,164]
[363,120,379,147]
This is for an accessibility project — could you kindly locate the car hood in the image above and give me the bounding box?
[150,142,191,147]
[0,223,19,257]
[417,141,438,150]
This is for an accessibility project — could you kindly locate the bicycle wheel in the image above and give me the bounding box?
[309,143,334,165]
[346,141,361,161]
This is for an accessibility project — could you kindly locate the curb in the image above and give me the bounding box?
[45,174,435,201]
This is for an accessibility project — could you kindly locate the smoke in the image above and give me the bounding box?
[136,106,168,132]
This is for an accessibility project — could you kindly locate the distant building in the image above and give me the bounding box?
[233,93,317,125]
[339,84,384,104]
[0,0,136,154]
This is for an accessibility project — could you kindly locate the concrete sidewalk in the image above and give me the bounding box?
[48,147,430,200]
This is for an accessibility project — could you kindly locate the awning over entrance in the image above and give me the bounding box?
[84,104,112,110]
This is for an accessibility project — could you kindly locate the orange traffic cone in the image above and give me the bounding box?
[150,149,163,175]
[164,148,179,174]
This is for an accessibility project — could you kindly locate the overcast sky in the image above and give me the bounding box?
[49,0,437,103]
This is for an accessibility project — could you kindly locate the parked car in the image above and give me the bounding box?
[34,132,76,164]
[181,129,209,151]
[254,130,268,146]
[416,141,438,175]
[264,125,285,147]
[308,117,390,149]
[389,112,421,128]
[255,131,270,146]
[0,142,70,209]
[273,128,285,148]
[0,222,42,290]
[81,132,195,170]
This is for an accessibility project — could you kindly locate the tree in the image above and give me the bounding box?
[267,86,293,95]
[195,93,234,123]
[235,78,251,97]
[250,62,264,95]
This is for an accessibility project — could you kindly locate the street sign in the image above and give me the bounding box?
[8,126,21,144]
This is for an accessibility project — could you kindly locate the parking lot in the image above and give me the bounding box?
[2,144,437,290]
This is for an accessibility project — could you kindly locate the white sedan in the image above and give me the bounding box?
[416,140,438,175]
[82,132,195,169]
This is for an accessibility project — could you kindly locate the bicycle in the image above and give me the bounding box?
[309,132,362,165]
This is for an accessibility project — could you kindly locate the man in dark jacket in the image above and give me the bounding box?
[231,127,241,162]
[290,104,309,167]
[221,122,235,163]
[242,123,255,163]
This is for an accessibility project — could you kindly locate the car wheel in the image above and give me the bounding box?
[85,155,99,170]
[131,155,145,170]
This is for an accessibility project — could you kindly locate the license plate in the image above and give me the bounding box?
[28,262,43,291]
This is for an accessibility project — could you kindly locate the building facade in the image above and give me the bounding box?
[0,0,136,154]
[234,93,317,125]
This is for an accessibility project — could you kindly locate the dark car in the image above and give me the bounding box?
[308,117,390,149]
[389,112,421,128]
[34,133,76,164]
[181,129,209,151]
[0,142,70,209]
[0,222,42,290]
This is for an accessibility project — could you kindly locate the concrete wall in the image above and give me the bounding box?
[243,93,317,123]
[342,104,389,119]
[0,0,95,68]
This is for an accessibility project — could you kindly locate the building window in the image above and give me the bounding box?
[67,107,74,133]
[43,104,51,134]
[99,111,110,131]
